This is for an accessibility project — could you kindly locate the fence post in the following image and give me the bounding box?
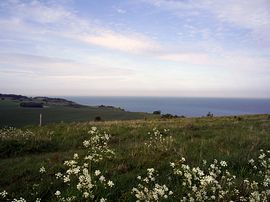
[39,113,42,127]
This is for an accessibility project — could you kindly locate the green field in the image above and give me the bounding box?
[0,100,151,128]
[1,114,270,201]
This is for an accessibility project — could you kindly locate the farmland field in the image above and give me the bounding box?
[1,114,270,201]
[0,100,151,128]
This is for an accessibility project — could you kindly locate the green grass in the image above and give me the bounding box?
[0,100,152,128]
[1,114,270,200]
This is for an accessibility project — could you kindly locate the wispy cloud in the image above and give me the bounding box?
[0,0,73,24]
[81,31,160,53]
[143,0,270,45]
[0,0,161,55]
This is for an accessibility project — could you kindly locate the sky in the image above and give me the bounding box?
[0,0,270,98]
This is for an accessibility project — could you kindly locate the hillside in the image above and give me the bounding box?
[1,115,270,201]
[0,94,153,127]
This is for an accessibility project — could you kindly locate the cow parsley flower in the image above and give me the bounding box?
[39,166,46,173]
[0,190,8,198]
[55,190,61,196]
[108,180,114,187]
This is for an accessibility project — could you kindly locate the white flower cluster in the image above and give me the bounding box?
[83,127,115,162]
[171,157,237,201]
[245,149,270,201]
[0,191,40,202]
[0,127,35,141]
[132,168,173,201]
[53,126,115,201]
[170,150,270,201]
[11,197,27,202]
[144,128,174,152]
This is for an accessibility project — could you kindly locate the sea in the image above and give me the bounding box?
[64,96,270,117]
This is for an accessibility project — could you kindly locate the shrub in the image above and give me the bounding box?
[94,116,102,122]
[20,102,43,108]
[153,110,161,115]
[207,112,213,117]
[161,114,175,119]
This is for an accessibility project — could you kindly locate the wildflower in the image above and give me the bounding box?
[170,162,175,168]
[83,192,89,198]
[35,198,41,202]
[83,140,90,147]
[220,161,227,167]
[0,190,8,198]
[11,197,26,202]
[73,153,79,159]
[249,159,255,164]
[91,126,97,131]
[55,172,62,179]
[39,166,46,173]
[147,168,155,173]
[63,175,70,183]
[99,175,105,182]
[108,180,114,187]
[132,169,172,201]
[100,198,107,202]
[259,153,266,159]
[55,190,61,196]
[95,170,101,176]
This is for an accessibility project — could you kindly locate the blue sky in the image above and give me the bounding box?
[0,0,270,97]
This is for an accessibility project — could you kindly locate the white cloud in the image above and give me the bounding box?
[81,31,160,53]
[0,0,160,54]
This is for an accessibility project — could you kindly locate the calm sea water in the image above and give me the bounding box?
[64,96,270,117]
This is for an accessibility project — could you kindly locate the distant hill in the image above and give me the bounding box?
[0,93,81,107]
[0,93,154,127]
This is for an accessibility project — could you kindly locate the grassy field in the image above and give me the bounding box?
[0,100,152,128]
[1,114,270,201]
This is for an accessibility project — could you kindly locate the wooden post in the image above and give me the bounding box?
[39,113,42,127]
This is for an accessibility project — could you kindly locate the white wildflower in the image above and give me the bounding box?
[95,170,101,176]
[170,162,175,168]
[220,161,227,167]
[73,153,79,159]
[39,166,46,173]
[55,190,61,196]
[0,190,8,198]
[99,175,105,182]
[83,192,89,198]
[108,180,114,187]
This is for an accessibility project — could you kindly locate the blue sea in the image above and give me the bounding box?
[64,96,270,117]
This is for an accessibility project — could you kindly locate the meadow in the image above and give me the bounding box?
[1,114,270,201]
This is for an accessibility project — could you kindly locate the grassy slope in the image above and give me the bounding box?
[1,114,270,200]
[0,100,151,128]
